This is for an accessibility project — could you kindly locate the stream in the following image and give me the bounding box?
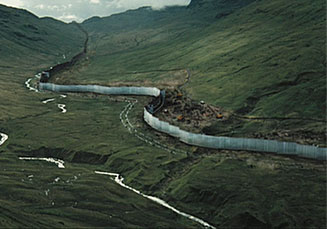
[26,74,68,114]
[42,98,55,104]
[96,170,216,229]
[19,157,65,168]
[57,104,67,113]
[16,152,215,228]
[0,133,8,146]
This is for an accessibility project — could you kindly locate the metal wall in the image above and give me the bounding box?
[39,82,326,160]
[144,109,327,160]
[39,83,160,97]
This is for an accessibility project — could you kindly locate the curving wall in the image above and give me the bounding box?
[144,109,327,160]
[39,82,326,160]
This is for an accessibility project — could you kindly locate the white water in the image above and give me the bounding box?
[0,133,8,146]
[19,157,65,168]
[58,104,67,113]
[25,78,39,92]
[95,171,216,229]
[42,98,55,104]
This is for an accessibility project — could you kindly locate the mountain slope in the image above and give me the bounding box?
[0,1,325,228]
[0,4,86,121]
[55,0,326,137]
[47,2,326,226]
[0,4,200,229]
[0,4,85,68]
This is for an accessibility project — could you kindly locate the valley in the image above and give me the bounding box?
[0,0,326,228]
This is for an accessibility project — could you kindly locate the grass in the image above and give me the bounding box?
[73,0,326,122]
[165,156,326,228]
[56,0,326,143]
[0,4,198,227]
[0,0,326,228]
[0,154,197,228]
[0,4,85,67]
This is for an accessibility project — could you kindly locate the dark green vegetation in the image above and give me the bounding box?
[0,0,326,228]
[58,0,326,144]
[0,4,85,121]
[0,5,85,67]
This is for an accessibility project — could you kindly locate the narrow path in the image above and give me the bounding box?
[119,98,188,155]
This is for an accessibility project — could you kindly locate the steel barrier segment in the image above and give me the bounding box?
[39,82,327,160]
[39,83,161,97]
[143,109,327,160]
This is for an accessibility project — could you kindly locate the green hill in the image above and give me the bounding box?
[53,0,326,142]
[0,4,86,121]
[0,1,326,228]
[0,4,86,67]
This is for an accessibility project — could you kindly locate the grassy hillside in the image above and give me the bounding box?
[53,0,326,143]
[0,4,86,121]
[0,0,326,228]
[0,4,198,228]
[0,4,85,67]
[48,0,326,227]
[70,0,325,121]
